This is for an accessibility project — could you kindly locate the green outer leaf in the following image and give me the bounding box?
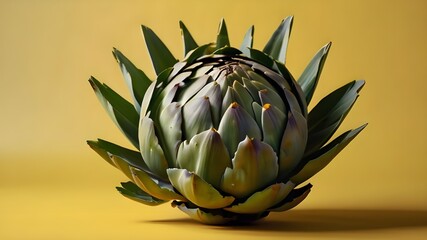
[177,129,231,189]
[291,124,367,185]
[306,80,365,154]
[240,25,254,57]
[141,25,178,75]
[167,168,235,209]
[110,155,135,180]
[89,77,139,148]
[87,139,149,169]
[117,182,166,206]
[269,183,312,212]
[221,137,279,198]
[179,21,198,56]
[138,116,169,179]
[224,182,295,214]
[112,48,152,112]
[297,42,332,104]
[218,103,262,158]
[216,18,230,49]
[263,16,293,63]
[140,80,157,117]
[130,167,187,201]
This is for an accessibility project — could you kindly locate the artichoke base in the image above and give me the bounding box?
[172,201,270,225]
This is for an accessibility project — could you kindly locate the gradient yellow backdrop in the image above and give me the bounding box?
[1,0,427,239]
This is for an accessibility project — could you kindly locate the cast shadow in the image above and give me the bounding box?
[147,209,427,232]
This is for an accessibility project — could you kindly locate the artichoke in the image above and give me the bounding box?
[87,16,366,225]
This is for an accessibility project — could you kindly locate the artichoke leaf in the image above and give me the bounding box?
[89,77,139,148]
[247,71,276,90]
[263,16,293,63]
[182,96,213,140]
[112,48,152,112]
[213,46,242,55]
[261,103,287,153]
[216,18,230,49]
[242,78,261,103]
[218,103,262,157]
[177,129,231,188]
[179,21,198,56]
[225,182,294,214]
[269,183,312,212]
[278,109,308,180]
[291,124,367,185]
[117,182,166,206]
[177,75,210,105]
[221,137,279,198]
[167,168,235,209]
[87,139,145,169]
[159,102,183,167]
[297,42,332,104]
[140,80,157,118]
[240,25,254,57]
[110,155,137,180]
[193,81,222,128]
[138,116,169,179]
[130,167,187,201]
[273,60,308,117]
[232,81,255,119]
[258,88,287,115]
[252,102,263,128]
[173,201,236,225]
[141,25,178,75]
[248,48,274,68]
[183,43,214,64]
[306,80,365,153]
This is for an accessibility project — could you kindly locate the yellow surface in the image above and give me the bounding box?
[1,0,427,239]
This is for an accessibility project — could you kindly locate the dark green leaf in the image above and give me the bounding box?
[87,139,148,171]
[248,48,274,68]
[141,25,178,75]
[117,181,166,206]
[112,48,152,111]
[263,16,293,63]
[212,46,242,55]
[291,124,367,185]
[216,18,230,49]
[89,77,139,147]
[240,25,254,56]
[306,80,365,154]
[179,21,198,57]
[297,42,332,105]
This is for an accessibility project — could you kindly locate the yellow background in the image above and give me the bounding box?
[1,0,427,239]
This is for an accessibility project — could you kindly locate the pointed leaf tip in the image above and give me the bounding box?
[216,18,230,49]
[179,21,198,56]
[240,25,254,56]
[141,25,178,75]
[263,16,293,63]
[298,42,332,105]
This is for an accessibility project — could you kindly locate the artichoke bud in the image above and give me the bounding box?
[89,17,366,225]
